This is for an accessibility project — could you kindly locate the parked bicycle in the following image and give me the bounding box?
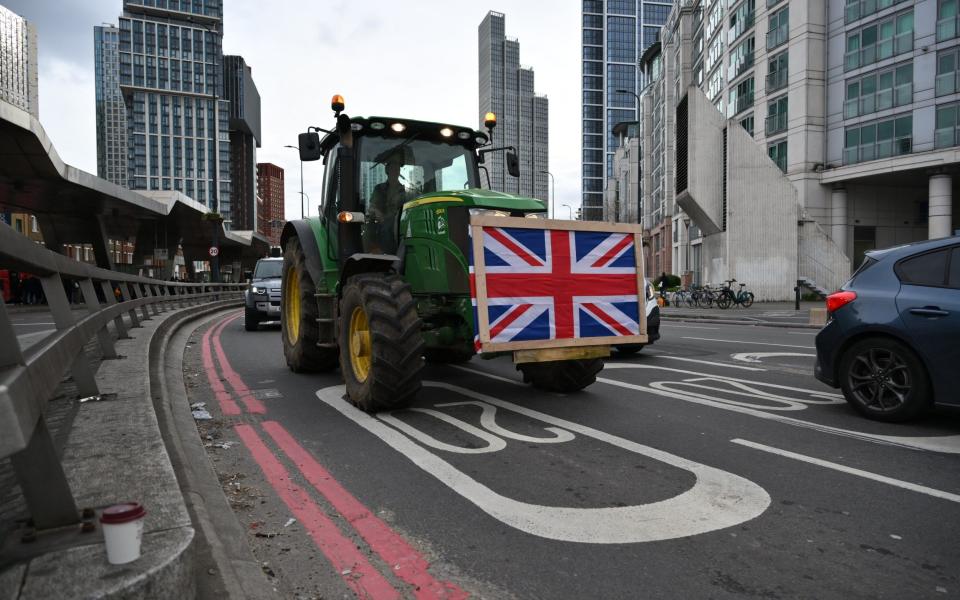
[716,279,754,309]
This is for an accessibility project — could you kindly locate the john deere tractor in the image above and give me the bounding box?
[280,96,604,411]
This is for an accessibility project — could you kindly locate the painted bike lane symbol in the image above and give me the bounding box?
[317,381,770,544]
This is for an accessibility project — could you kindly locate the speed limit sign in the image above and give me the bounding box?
[209,246,219,257]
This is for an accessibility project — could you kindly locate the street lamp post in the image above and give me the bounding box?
[539,171,555,219]
[561,203,574,220]
[284,145,305,219]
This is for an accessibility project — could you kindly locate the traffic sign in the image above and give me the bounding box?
[209,246,219,257]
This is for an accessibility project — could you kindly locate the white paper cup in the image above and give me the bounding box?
[100,502,146,565]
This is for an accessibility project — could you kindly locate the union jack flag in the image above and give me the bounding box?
[470,226,642,350]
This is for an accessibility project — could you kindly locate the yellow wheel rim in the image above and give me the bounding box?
[284,266,301,346]
[348,306,372,382]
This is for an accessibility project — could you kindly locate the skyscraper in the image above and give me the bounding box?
[0,5,39,118]
[478,11,549,202]
[95,0,232,225]
[256,162,283,247]
[223,55,261,231]
[95,25,127,186]
[581,0,672,220]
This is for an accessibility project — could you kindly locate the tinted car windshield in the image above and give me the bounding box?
[253,260,282,279]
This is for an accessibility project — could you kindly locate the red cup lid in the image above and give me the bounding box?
[100,502,146,524]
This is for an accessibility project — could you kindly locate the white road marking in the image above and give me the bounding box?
[450,364,523,386]
[787,331,818,335]
[649,377,839,411]
[11,322,56,327]
[596,364,960,454]
[434,401,576,443]
[378,408,507,455]
[641,354,766,372]
[731,439,960,504]
[660,324,720,330]
[317,383,771,544]
[731,352,815,364]
[682,336,815,349]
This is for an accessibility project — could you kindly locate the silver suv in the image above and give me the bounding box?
[245,257,282,331]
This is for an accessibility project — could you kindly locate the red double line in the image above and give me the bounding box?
[202,312,466,599]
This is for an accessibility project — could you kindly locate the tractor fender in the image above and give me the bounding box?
[281,220,325,287]
[339,253,400,294]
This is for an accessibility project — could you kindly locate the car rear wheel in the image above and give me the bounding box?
[839,337,931,422]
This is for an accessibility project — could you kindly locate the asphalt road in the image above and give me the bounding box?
[8,307,88,351]
[183,312,960,600]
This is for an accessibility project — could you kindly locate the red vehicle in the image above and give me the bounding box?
[0,270,11,303]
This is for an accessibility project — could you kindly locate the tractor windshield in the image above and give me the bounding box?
[357,136,477,253]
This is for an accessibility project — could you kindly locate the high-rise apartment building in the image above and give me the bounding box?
[95,25,127,186]
[0,5,39,118]
[478,11,549,203]
[620,0,960,300]
[223,55,261,231]
[95,0,232,225]
[256,162,283,247]
[581,0,672,221]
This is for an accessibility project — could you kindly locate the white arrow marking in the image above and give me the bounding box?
[317,383,770,544]
[434,401,576,443]
[732,352,815,364]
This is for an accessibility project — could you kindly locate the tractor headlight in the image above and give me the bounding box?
[525,212,547,219]
[469,208,510,218]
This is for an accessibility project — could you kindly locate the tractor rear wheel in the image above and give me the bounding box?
[339,273,424,411]
[518,358,604,393]
[282,235,338,372]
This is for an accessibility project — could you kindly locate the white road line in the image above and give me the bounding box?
[450,364,524,385]
[660,324,720,330]
[731,352,815,364]
[787,331,818,335]
[12,322,56,327]
[635,354,765,372]
[682,336,815,350]
[318,383,771,543]
[731,439,960,504]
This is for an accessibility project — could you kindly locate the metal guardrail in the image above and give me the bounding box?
[0,222,245,529]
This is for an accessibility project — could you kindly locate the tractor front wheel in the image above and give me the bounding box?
[518,358,604,393]
[339,273,424,411]
[282,235,338,372]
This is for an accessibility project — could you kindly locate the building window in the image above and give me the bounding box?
[935,103,960,149]
[608,0,636,15]
[583,0,602,13]
[845,10,913,71]
[765,96,788,135]
[583,29,603,46]
[938,0,959,42]
[607,16,636,63]
[705,1,725,40]
[847,0,911,24]
[843,115,912,164]
[844,62,912,118]
[936,48,960,96]
[767,139,787,172]
[706,68,724,101]
[705,34,725,73]
[740,114,755,136]
[728,36,755,82]
[728,77,755,117]
[728,0,755,44]
[766,50,788,92]
[766,6,788,50]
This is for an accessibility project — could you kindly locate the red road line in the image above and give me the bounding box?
[201,315,241,415]
[262,421,468,600]
[234,424,401,600]
[210,314,267,414]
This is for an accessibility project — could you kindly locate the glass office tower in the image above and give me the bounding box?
[581,0,671,220]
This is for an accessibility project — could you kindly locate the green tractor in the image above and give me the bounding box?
[280,96,605,411]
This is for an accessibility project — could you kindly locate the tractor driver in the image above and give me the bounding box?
[366,149,408,253]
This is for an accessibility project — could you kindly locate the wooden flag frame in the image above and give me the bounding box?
[470,215,648,353]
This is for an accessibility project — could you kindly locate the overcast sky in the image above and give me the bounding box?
[5,0,582,221]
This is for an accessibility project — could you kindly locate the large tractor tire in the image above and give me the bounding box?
[339,273,424,411]
[518,358,604,393]
[281,235,338,372]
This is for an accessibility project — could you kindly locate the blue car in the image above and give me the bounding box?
[815,236,960,422]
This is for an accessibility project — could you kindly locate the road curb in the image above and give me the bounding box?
[662,315,822,330]
[150,306,279,600]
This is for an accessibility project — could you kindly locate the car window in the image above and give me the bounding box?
[896,249,948,287]
[253,261,282,279]
[848,256,878,285]
[950,247,960,289]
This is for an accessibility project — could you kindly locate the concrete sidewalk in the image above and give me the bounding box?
[0,299,255,599]
[661,301,824,329]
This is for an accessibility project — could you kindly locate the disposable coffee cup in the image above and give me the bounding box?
[100,502,146,565]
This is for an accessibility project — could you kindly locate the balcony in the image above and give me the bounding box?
[938,15,959,42]
[937,70,959,96]
[766,25,787,50]
[844,33,912,71]
[935,126,960,149]
[843,136,912,165]
[729,52,755,82]
[765,112,787,135]
[766,68,788,93]
[844,83,912,118]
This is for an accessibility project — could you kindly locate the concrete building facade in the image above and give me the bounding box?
[478,11,549,203]
[581,0,673,221]
[95,0,233,225]
[0,5,38,118]
[609,0,960,300]
[223,55,261,231]
[256,162,283,247]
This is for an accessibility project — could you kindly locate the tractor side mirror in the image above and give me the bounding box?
[298,131,322,162]
[506,151,520,178]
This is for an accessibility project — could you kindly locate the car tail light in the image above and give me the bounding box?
[826,290,857,314]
